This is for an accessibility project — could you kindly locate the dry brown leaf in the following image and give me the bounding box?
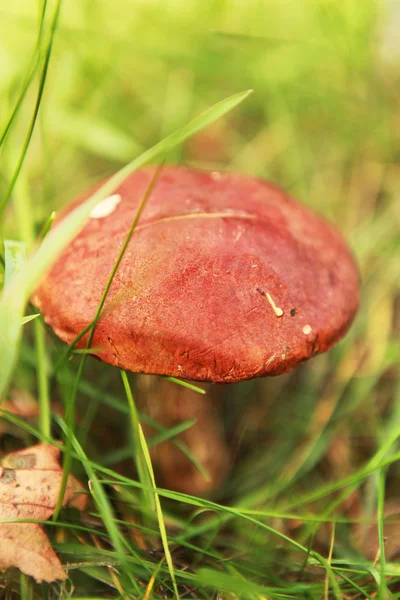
[0,389,39,440]
[0,443,87,583]
[2,389,39,419]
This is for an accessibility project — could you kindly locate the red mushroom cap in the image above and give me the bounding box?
[32,166,359,383]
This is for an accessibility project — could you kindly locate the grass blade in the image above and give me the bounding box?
[54,415,142,595]
[164,377,206,395]
[100,89,253,198]
[0,0,48,148]
[21,314,40,325]
[55,89,253,367]
[0,0,63,217]
[0,190,112,400]
[121,370,155,513]
[138,420,179,599]
[121,374,181,600]
[53,164,164,521]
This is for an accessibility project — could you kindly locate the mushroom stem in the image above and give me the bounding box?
[138,376,230,496]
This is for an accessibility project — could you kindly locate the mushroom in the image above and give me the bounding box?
[32,165,359,493]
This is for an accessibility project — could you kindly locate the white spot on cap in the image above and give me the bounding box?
[211,171,222,180]
[302,324,312,335]
[266,292,284,317]
[90,194,122,219]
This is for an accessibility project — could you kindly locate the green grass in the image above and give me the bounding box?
[1,0,400,598]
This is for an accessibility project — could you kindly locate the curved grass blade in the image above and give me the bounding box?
[0,189,112,400]
[0,0,63,217]
[54,415,142,595]
[0,0,48,148]
[164,376,206,394]
[55,88,253,369]
[52,164,164,521]
[121,370,154,513]
[142,558,165,600]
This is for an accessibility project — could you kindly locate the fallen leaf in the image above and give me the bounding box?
[0,443,87,583]
[0,389,39,441]
[2,388,39,419]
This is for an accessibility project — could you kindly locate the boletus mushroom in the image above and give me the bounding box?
[32,166,359,494]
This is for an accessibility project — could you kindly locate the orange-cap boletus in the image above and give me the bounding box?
[32,165,359,382]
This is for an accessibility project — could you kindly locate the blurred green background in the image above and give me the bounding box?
[1,0,400,598]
